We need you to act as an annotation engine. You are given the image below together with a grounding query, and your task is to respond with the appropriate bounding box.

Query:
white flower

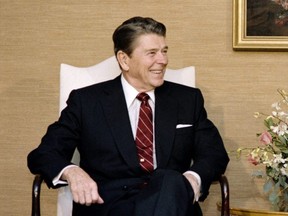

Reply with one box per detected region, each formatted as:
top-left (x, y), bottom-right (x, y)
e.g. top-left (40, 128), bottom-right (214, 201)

top-left (273, 153), bottom-right (286, 164)
top-left (280, 163), bottom-right (288, 177)
top-left (272, 102), bottom-right (281, 110)
top-left (270, 122), bottom-right (288, 136)
top-left (278, 111), bottom-right (287, 117)
top-left (280, 167), bottom-right (288, 177)
top-left (254, 112), bottom-right (261, 118)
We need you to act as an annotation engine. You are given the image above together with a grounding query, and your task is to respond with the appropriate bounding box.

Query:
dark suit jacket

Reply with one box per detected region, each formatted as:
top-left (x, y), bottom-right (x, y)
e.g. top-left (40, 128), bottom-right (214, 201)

top-left (28, 75), bottom-right (229, 207)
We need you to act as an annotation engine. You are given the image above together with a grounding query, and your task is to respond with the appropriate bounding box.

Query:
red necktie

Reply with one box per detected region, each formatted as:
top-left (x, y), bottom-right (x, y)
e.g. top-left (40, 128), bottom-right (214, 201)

top-left (135, 92), bottom-right (154, 172)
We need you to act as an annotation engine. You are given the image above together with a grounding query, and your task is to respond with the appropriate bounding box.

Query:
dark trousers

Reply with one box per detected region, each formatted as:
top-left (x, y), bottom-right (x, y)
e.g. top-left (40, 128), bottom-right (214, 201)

top-left (73, 169), bottom-right (202, 216)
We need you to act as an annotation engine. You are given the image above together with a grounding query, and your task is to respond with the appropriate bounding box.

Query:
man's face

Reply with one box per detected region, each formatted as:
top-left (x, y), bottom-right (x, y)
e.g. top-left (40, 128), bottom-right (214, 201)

top-left (123, 34), bottom-right (168, 92)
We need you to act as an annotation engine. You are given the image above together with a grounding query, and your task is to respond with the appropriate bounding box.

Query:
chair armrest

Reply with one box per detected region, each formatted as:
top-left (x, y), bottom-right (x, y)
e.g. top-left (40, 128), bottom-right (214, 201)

top-left (32, 175), bottom-right (44, 216)
top-left (31, 174), bottom-right (230, 216)
top-left (219, 175), bottom-right (230, 216)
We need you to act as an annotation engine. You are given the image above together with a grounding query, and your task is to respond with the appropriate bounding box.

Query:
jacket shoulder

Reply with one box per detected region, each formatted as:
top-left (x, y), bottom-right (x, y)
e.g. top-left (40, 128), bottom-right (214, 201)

top-left (160, 81), bottom-right (201, 96)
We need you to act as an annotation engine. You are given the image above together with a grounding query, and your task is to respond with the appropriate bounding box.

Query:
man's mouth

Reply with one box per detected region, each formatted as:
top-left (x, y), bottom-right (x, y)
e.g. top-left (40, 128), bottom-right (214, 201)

top-left (150, 69), bottom-right (164, 74)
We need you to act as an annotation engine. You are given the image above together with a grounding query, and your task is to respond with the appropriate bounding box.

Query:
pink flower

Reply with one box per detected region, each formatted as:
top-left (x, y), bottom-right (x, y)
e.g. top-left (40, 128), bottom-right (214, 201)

top-left (259, 131), bottom-right (272, 145)
top-left (247, 153), bottom-right (260, 165)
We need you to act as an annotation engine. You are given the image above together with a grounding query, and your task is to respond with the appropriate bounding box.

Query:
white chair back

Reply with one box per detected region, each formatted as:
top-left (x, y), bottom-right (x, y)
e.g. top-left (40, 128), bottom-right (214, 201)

top-left (57, 56), bottom-right (195, 216)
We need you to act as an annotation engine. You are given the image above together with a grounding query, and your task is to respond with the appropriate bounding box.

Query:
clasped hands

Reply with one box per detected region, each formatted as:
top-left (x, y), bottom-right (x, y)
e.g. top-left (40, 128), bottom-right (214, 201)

top-left (62, 166), bottom-right (199, 206)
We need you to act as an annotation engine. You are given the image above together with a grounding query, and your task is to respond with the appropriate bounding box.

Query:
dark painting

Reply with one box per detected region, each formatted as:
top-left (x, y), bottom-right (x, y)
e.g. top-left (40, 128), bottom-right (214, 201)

top-left (247, 0), bottom-right (288, 36)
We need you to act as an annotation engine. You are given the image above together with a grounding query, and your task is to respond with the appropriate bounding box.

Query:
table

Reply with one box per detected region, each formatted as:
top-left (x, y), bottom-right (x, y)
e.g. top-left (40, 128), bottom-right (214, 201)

top-left (217, 197), bottom-right (288, 216)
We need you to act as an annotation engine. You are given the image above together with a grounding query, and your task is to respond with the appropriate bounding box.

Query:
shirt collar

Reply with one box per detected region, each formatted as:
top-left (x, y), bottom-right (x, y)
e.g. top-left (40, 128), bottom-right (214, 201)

top-left (121, 74), bottom-right (155, 108)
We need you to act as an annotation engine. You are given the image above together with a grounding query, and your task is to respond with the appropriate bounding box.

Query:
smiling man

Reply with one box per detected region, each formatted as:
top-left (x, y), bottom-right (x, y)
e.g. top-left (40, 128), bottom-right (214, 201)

top-left (28, 16), bottom-right (229, 216)
top-left (117, 33), bottom-right (168, 92)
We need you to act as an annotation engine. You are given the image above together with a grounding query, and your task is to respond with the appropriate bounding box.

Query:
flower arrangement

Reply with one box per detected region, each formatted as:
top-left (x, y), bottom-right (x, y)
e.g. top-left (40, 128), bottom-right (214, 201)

top-left (237, 89), bottom-right (288, 211)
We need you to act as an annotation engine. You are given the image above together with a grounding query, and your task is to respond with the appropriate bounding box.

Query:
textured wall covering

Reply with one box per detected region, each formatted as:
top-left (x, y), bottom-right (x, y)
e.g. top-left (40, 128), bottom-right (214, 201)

top-left (1, 0), bottom-right (287, 215)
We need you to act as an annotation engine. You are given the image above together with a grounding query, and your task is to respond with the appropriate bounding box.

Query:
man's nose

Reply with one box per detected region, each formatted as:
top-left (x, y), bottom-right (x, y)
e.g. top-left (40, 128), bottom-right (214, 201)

top-left (156, 52), bottom-right (168, 65)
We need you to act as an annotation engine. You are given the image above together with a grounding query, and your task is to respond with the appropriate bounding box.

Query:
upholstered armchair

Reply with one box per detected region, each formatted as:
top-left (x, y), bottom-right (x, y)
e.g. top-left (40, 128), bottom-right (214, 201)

top-left (31, 56), bottom-right (230, 216)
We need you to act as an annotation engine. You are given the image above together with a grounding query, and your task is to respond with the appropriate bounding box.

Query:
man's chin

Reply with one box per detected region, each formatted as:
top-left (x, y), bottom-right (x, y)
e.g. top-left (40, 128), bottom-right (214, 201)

top-left (153, 79), bottom-right (165, 88)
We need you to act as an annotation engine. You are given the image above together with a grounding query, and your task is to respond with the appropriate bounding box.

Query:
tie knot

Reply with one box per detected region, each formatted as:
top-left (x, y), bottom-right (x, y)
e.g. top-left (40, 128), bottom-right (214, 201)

top-left (136, 92), bottom-right (150, 103)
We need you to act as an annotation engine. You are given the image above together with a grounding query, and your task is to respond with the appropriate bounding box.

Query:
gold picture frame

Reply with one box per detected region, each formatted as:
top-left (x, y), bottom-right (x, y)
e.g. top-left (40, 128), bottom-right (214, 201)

top-left (233, 0), bottom-right (288, 51)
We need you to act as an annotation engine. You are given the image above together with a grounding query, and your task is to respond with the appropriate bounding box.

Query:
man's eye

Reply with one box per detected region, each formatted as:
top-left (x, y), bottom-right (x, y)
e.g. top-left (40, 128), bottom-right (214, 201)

top-left (162, 50), bottom-right (168, 54)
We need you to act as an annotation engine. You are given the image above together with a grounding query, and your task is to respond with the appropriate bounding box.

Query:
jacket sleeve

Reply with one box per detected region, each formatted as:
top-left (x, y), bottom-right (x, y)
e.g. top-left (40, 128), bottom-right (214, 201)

top-left (27, 90), bottom-right (82, 188)
top-left (189, 89), bottom-right (229, 201)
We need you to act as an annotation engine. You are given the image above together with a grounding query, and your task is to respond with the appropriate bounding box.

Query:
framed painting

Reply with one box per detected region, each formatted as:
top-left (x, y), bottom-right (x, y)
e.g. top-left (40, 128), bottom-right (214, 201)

top-left (233, 0), bottom-right (288, 50)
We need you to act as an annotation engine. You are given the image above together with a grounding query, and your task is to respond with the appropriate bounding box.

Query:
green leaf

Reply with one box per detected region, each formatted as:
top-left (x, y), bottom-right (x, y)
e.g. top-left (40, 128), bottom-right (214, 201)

top-left (269, 191), bottom-right (279, 204)
top-left (265, 117), bottom-right (275, 128)
top-left (278, 135), bottom-right (287, 145)
top-left (279, 176), bottom-right (287, 187)
top-left (264, 180), bottom-right (273, 193)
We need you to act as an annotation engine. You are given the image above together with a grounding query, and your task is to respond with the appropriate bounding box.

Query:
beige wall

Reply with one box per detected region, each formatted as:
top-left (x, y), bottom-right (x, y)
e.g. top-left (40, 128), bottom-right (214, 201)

top-left (1, 1), bottom-right (287, 215)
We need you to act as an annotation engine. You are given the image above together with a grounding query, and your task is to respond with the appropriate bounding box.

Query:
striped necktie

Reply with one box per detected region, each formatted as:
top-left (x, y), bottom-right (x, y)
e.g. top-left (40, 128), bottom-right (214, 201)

top-left (135, 92), bottom-right (154, 172)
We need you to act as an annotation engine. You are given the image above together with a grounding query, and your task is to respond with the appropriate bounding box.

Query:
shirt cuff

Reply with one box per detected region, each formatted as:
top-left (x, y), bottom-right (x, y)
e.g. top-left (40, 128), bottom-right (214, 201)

top-left (52, 164), bottom-right (78, 186)
top-left (183, 170), bottom-right (202, 201)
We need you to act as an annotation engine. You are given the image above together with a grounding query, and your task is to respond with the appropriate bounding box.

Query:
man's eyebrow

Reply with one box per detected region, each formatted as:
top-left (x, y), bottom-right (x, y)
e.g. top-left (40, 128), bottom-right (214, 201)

top-left (145, 46), bottom-right (169, 52)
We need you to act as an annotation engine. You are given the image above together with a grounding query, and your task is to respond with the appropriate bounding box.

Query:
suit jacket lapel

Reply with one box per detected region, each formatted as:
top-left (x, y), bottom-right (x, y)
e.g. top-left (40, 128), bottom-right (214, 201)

top-left (100, 78), bottom-right (178, 171)
top-left (155, 82), bottom-right (178, 168)
top-left (100, 76), bottom-right (140, 171)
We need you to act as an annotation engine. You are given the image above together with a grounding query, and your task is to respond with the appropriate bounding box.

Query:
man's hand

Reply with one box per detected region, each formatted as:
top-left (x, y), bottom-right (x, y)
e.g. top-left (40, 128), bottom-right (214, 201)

top-left (61, 166), bottom-right (104, 206)
top-left (183, 172), bottom-right (201, 203)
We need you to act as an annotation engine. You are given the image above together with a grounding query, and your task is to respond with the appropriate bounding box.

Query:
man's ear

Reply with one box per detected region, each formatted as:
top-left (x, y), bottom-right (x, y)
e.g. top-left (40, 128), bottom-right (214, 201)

top-left (116, 51), bottom-right (129, 71)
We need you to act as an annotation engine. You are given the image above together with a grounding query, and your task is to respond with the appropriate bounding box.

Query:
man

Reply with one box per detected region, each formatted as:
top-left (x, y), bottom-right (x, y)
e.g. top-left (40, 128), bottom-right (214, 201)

top-left (28, 16), bottom-right (229, 216)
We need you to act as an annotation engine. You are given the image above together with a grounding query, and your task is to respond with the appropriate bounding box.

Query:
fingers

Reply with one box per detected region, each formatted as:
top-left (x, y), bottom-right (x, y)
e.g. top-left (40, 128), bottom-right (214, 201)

top-left (62, 166), bottom-right (104, 206)
top-left (79, 182), bottom-right (104, 206)
top-left (71, 176), bottom-right (104, 206)
top-left (91, 186), bottom-right (104, 204)
top-left (183, 173), bottom-right (201, 203)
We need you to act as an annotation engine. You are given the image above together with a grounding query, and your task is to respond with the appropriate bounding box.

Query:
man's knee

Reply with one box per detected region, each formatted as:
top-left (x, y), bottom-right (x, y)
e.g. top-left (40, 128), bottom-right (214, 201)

top-left (152, 169), bottom-right (194, 201)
